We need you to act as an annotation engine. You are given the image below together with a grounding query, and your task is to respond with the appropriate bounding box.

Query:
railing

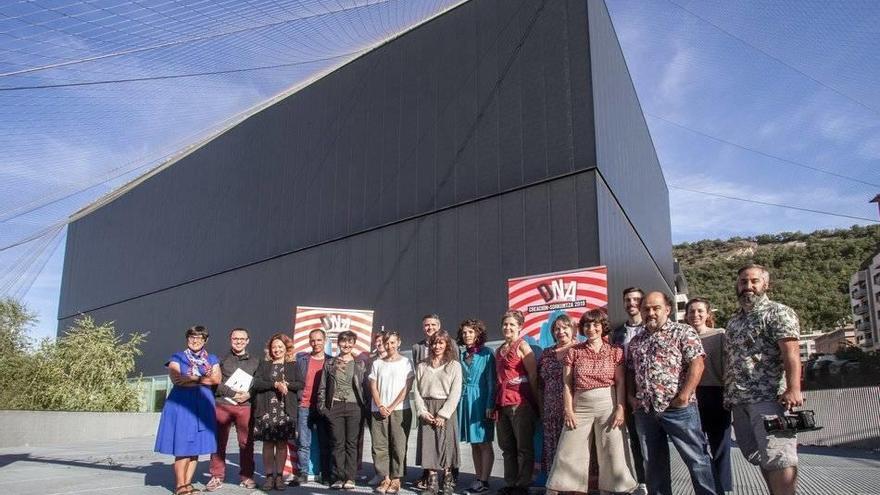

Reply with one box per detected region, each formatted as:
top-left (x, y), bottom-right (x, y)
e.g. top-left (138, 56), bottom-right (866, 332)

top-left (799, 386), bottom-right (880, 450)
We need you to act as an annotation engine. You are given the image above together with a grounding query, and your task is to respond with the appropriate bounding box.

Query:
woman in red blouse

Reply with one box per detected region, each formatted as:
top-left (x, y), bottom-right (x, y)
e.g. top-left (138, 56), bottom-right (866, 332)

top-left (545, 309), bottom-right (638, 495)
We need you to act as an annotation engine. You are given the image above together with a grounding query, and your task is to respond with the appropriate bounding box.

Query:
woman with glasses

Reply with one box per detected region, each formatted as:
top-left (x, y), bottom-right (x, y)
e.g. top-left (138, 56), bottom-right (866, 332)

top-left (155, 325), bottom-right (222, 495)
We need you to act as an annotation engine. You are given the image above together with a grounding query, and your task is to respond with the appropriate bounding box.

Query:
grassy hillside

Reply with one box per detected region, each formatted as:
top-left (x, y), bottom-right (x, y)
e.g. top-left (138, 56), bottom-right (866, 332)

top-left (674, 225), bottom-right (880, 332)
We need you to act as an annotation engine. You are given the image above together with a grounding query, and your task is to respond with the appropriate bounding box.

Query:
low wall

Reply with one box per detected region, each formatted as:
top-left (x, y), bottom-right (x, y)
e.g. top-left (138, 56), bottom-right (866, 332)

top-left (0, 411), bottom-right (160, 448)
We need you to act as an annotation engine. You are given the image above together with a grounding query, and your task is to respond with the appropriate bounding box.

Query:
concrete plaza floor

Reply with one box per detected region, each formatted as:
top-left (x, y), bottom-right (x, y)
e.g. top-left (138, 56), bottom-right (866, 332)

top-left (0, 433), bottom-right (878, 495)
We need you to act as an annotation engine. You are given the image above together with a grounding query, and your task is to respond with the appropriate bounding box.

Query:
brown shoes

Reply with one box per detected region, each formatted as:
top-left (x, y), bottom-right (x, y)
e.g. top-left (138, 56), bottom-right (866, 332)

top-left (387, 478), bottom-right (401, 494)
top-left (376, 479), bottom-right (391, 494)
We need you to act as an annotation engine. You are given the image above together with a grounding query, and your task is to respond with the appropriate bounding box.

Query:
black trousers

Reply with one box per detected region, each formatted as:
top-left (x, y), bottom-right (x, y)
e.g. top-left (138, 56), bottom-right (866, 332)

top-left (696, 386), bottom-right (733, 493)
top-left (328, 401), bottom-right (363, 482)
top-left (625, 406), bottom-right (646, 483)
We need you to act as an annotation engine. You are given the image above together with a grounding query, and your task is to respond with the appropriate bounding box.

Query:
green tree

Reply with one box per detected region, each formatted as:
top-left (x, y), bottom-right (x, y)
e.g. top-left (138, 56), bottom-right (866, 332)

top-left (0, 299), bottom-right (147, 411)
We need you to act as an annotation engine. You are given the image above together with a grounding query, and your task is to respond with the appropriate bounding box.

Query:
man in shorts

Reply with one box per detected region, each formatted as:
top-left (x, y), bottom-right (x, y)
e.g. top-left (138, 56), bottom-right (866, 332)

top-left (724, 264), bottom-right (803, 495)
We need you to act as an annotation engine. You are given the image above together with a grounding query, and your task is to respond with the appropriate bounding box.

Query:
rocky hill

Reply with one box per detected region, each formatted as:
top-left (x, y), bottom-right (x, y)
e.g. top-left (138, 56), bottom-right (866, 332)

top-left (674, 225), bottom-right (880, 332)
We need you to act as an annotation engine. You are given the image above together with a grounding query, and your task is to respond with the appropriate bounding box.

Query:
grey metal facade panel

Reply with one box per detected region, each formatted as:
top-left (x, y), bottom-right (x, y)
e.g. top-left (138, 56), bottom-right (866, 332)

top-left (799, 386), bottom-right (880, 449)
top-left (61, 172), bottom-right (604, 374)
top-left (59, 0), bottom-right (598, 319)
top-left (586, 0), bottom-right (674, 287)
top-left (595, 174), bottom-right (674, 329)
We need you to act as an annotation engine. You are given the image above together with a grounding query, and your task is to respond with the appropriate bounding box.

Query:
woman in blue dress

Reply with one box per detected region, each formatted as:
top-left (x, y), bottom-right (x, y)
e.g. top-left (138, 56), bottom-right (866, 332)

top-left (155, 325), bottom-right (221, 495)
top-left (457, 319), bottom-right (496, 494)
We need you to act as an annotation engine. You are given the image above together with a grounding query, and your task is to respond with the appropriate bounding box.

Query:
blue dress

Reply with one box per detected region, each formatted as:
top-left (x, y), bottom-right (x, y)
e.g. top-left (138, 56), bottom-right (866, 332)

top-left (154, 351), bottom-right (219, 456)
top-left (458, 347), bottom-right (496, 443)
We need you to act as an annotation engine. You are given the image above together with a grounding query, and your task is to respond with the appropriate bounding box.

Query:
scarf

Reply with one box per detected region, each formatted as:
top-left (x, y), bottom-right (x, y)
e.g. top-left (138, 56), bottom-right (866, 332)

top-left (184, 348), bottom-right (212, 376)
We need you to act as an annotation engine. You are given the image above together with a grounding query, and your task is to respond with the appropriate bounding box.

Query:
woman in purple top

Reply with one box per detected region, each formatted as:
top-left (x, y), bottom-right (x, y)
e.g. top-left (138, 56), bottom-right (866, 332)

top-left (155, 325), bottom-right (221, 495)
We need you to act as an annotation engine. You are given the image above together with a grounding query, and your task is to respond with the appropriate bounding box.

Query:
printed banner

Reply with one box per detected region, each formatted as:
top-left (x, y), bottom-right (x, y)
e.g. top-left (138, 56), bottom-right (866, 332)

top-left (292, 306), bottom-right (374, 357)
top-left (507, 266), bottom-right (609, 348)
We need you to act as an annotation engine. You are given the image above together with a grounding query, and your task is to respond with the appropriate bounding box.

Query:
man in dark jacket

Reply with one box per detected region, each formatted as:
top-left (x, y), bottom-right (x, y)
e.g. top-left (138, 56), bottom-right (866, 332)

top-left (206, 328), bottom-right (260, 491)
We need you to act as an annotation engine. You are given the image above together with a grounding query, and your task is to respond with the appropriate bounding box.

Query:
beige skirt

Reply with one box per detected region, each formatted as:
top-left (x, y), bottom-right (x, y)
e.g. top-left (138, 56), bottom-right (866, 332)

top-left (545, 386), bottom-right (638, 493)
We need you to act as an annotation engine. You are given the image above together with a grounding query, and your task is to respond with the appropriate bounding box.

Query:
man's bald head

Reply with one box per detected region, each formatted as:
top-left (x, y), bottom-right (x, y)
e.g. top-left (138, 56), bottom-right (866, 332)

top-left (640, 291), bottom-right (672, 332)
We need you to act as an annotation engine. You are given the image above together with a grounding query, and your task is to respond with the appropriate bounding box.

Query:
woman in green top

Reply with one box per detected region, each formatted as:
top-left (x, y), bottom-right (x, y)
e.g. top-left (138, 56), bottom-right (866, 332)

top-left (317, 331), bottom-right (367, 490)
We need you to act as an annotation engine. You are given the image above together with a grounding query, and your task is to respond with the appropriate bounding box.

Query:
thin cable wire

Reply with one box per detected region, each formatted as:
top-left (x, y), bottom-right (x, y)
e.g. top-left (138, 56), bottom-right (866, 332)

top-left (669, 185), bottom-right (880, 223)
top-left (665, 0), bottom-right (879, 116)
top-left (647, 113), bottom-right (880, 188)
top-left (0, 0), bottom-right (395, 77)
top-left (0, 50), bottom-right (361, 90)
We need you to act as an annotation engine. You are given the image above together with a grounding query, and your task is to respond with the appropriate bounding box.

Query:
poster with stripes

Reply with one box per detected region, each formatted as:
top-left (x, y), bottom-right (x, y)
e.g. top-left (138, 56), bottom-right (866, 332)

top-left (291, 306), bottom-right (374, 357)
top-left (507, 266), bottom-right (609, 348)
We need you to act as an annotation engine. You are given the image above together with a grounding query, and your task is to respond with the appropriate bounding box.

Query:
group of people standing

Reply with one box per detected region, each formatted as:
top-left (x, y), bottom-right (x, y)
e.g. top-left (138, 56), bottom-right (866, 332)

top-left (154, 263), bottom-right (803, 495)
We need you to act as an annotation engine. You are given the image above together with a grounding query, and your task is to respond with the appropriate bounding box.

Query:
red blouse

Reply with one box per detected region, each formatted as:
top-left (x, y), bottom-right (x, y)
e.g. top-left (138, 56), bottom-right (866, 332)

top-left (496, 339), bottom-right (532, 407)
top-left (563, 342), bottom-right (623, 391)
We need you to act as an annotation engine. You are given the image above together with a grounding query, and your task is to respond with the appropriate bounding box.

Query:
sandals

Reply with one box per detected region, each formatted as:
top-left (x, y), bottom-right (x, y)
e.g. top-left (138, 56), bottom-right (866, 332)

top-left (173, 486), bottom-right (193, 495)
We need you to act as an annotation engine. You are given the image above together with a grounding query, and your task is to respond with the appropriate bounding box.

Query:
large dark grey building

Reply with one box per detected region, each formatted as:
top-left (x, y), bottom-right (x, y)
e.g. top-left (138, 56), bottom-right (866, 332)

top-left (59, 0), bottom-right (673, 374)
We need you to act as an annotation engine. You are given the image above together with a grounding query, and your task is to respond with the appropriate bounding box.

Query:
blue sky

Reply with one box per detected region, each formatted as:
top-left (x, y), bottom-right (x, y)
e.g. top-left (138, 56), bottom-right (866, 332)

top-left (2, 0), bottom-right (878, 341)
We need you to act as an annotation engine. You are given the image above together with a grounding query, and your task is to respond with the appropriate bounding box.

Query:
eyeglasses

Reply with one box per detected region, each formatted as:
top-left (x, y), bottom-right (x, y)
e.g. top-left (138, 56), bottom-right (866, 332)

top-left (187, 335), bottom-right (206, 341)
top-left (231, 337), bottom-right (248, 342)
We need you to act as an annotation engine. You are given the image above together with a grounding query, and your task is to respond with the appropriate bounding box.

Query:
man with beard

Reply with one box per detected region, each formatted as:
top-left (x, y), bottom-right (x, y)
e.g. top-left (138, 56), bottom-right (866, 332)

top-left (609, 288), bottom-right (647, 494)
top-left (206, 328), bottom-right (259, 491)
top-left (627, 291), bottom-right (716, 495)
top-left (724, 264), bottom-right (802, 495)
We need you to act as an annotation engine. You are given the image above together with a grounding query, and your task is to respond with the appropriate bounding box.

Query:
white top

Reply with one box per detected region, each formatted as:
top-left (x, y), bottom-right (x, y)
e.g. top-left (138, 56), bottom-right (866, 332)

top-left (413, 360), bottom-right (463, 420)
top-left (621, 324), bottom-right (644, 361)
top-left (368, 356), bottom-right (414, 412)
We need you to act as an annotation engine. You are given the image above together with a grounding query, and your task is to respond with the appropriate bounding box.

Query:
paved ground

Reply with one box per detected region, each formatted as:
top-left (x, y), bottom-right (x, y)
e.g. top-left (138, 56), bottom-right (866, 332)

top-left (0, 434), bottom-right (878, 495)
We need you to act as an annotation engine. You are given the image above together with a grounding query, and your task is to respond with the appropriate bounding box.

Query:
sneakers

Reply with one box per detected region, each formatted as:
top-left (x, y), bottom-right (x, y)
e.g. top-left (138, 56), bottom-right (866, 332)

top-left (239, 478), bottom-right (257, 489)
top-left (376, 479), bottom-right (391, 494)
top-left (468, 480), bottom-right (489, 493)
top-left (387, 479), bottom-right (401, 494)
top-left (343, 480), bottom-right (357, 490)
top-left (632, 483), bottom-right (648, 495)
top-left (332, 481), bottom-right (345, 489)
top-left (205, 477), bottom-right (223, 492)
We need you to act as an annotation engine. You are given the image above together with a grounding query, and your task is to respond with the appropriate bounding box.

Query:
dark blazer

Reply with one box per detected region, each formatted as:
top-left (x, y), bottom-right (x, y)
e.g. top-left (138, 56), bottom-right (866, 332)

top-left (252, 359), bottom-right (304, 422)
top-left (295, 351), bottom-right (332, 408)
top-left (315, 357), bottom-right (367, 413)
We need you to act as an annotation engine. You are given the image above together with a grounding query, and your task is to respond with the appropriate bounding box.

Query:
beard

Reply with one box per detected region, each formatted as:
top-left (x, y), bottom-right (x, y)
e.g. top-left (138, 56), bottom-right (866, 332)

top-left (737, 287), bottom-right (765, 306)
top-left (644, 317), bottom-right (661, 331)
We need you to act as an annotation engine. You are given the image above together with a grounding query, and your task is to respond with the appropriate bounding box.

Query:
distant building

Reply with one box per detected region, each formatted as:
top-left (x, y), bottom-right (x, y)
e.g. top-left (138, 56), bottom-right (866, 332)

top-left (850, 251), bottom-right (880, 351)
top-left (798, 334), bottom-right (817, 361)
top-left (673, 259), bottom-right (689, 322)
top-left (813, 325), bottom-right (857, 355)
top-left (849, 250), bottom-right (880, 352)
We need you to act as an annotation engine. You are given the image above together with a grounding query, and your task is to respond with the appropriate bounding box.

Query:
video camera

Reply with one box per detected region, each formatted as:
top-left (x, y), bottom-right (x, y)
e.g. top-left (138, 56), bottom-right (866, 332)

top-left (763, 409), bottom-right (823, 433)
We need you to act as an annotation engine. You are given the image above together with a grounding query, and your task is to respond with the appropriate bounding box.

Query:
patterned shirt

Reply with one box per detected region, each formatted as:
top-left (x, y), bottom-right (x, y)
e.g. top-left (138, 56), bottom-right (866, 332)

top-left (564, 342), bottom-right (623, 392)
top-left (723, 294), bottom-right (800, 408)
top-left (627, 320), bottom-right (705, 413)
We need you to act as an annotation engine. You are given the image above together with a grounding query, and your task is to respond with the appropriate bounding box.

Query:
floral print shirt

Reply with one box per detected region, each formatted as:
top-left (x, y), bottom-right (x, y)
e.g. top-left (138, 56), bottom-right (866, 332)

top-left (627, 320), bottom-right (705, 413)
top-left (723, 294), bottom-right (800, 408)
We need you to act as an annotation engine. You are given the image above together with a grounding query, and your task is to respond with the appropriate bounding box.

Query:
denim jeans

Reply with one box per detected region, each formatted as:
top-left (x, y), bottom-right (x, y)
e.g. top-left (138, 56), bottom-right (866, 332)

top-left (297, 406), bottom-right (330, 477)
top-left (634, 404), bottom-right (717, 495)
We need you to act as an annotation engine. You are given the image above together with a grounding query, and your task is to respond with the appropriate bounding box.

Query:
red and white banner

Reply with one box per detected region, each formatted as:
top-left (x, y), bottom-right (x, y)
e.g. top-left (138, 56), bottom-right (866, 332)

top-left (292, 306), bottom-right (374, 357)
top-left (507, 266), bottom-right (609, 343)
